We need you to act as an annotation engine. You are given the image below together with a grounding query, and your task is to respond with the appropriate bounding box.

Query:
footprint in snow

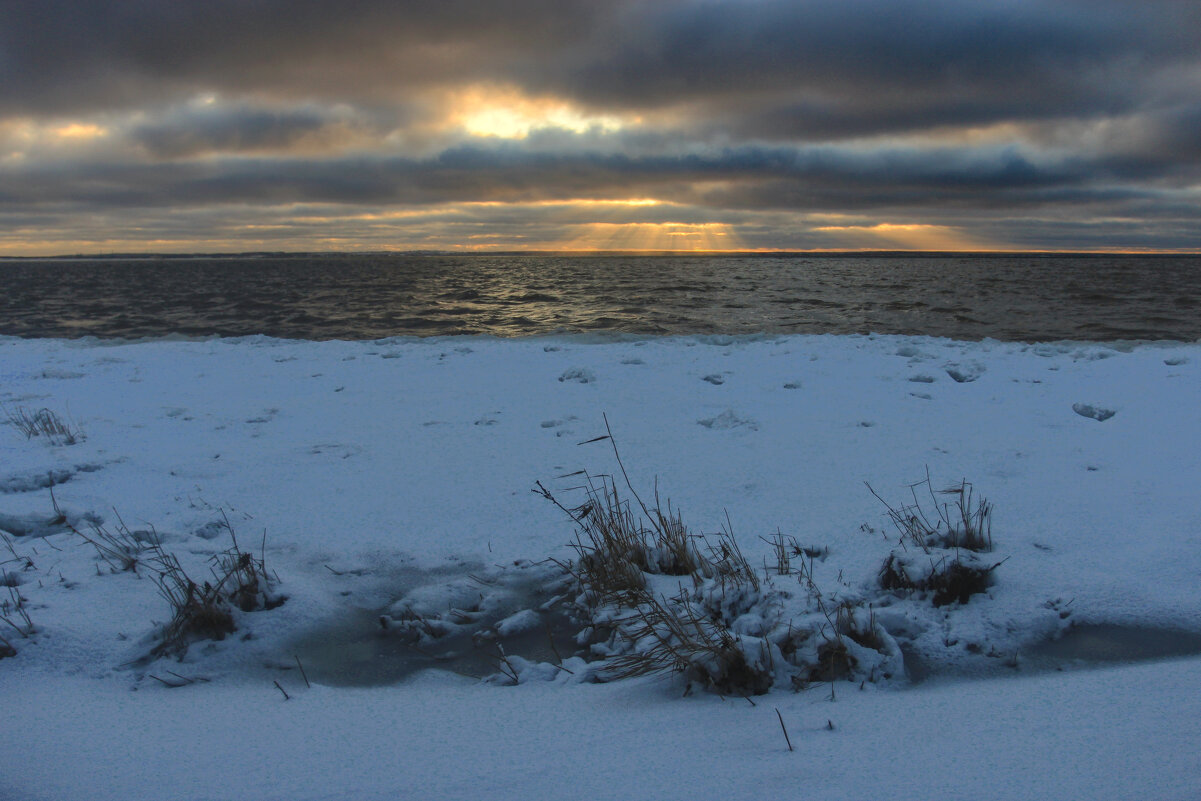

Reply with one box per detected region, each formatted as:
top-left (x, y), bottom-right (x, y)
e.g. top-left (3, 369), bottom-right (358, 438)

top-left (193, 521), bottom-right (230, 540)
top-left (908, 375), bottom-right (936, 384)
top-left (895, 345), bottom-right (929, 359)
top-left (702, 374), bottom-right (725, 385)
top-left (1, 463), bottom-right (103, 495)
top-left (0, 509), bottom-right (99, 538)
top-left (698, 409), bottom-right (758, 431)
top-left (1072, 403), bottom-right (1116, 422)
top-left (308, 443), bottom-right (361, 458)
top-left (245, 408), bottom-right (280, 424)
top-left (558, 368), bottom-right (595, 384)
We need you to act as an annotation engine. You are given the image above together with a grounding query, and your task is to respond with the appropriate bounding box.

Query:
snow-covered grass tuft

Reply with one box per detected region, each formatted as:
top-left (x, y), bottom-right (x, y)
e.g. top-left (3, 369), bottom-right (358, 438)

top-left (0, 581), bottom-right (34, 658)
top-left (3, 405), bottom-right (82, 446)
top-left (870, 472), bottom-right (1004, 606)
top-left (533, 422), bottom-right (910, 696)
top-left (53, 489), bottom-right (155, 574)
top-left (148, 516), bottom-right (285, 659)
top-left (603, 591), bottom-right (776, 695)
top-left (869, 470), bottom-right (993, 553)
top-left (0, 532), bottom-right (36, 658)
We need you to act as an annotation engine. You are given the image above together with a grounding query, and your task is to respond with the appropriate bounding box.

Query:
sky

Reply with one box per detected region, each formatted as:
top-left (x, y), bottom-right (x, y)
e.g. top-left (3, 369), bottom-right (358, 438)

top-left (1, 0), bottom-right (1200, 255)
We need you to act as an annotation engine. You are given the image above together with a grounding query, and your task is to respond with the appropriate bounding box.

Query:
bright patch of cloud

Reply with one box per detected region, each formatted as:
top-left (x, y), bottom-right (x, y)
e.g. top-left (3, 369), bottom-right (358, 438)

top-left (52, 122), bottom-right (108, 140)
top-left (448, 85), bottom-right (629, 139)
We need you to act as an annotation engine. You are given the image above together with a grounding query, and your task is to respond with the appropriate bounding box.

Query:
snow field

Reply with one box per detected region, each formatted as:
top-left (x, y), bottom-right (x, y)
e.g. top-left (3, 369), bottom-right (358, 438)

top-left (1, 333), bottom-right (1199, 800)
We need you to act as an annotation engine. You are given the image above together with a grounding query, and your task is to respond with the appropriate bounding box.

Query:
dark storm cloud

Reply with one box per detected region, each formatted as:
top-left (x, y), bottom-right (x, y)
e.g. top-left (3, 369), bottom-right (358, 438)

top-left (132, 107), bottom-right (335, 159)
top-left (4, 0), bottom-right (1198, 132)
top-left (541, 0), bottom-right (1201, 140)
top-left (127, 103), bottom-right (398, 158)
top-left (0, 142), bottom-right (1168, 212)
top-left (0, 0), bottom-right (612, 114)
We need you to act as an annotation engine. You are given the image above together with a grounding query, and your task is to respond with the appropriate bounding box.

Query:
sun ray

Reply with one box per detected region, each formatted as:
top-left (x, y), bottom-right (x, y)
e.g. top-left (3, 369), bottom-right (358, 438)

top-left (558, 222), bottom-right (744, 252)
top-left (813, 223), bottom-right (1002, 251)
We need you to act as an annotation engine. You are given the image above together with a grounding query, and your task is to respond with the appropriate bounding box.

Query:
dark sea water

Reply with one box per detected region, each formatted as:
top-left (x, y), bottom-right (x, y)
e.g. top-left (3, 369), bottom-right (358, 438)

top-left (1, 253), bottom-right (1198, 342)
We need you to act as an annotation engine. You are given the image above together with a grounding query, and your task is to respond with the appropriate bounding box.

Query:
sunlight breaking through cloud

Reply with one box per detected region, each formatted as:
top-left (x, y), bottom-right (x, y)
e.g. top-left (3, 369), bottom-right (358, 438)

top-left (559, 222), bottom-right (743, 252)
top-left (814, 223), bottom-right (1003, 252)
top-left (1, 0), bottom-right (1199, 252)
top-left (52, 122), bottom-right (109, 140)
top-left (448, 85), bottom-right (629, 140)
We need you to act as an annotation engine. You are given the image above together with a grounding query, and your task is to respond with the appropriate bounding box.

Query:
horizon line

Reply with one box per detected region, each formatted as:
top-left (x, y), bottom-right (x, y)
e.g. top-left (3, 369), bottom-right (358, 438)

top-left (3, 247), bottom-right (1199, 260)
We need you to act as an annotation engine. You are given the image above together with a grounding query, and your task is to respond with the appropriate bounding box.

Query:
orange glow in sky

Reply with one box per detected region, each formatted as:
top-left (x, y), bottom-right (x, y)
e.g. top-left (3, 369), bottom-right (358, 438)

top-left (557, 222), bottom-right (743, 252)
top-left (813, 223), bottom-right (1002, 251)
top-left (447, 85), bottom-right (629, 139)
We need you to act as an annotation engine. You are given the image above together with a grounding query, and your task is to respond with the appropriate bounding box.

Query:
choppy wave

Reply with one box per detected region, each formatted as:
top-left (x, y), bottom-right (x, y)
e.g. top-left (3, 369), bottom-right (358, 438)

top-left (1, 253), bottom-right (1198, 342)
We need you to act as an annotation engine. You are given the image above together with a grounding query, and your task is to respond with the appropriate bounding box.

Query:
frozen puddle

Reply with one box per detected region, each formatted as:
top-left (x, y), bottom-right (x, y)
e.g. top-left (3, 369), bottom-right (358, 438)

top-left (290, 608), bottom-right (578, 686)
top-left (290, 562), bottom-right (579, 687)
top-left (906, 624), bottom-right (1201, 684)
top-left (1023, 624), bottom-right (1201, 671)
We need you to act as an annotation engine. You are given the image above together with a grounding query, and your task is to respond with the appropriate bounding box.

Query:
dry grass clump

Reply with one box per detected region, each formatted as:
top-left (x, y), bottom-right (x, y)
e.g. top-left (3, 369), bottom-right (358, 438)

top-left (52, 491), bottom-right (286, 659)
top-left (603, 591), bottom-right (776, 695)
top-left (868, 470), bottom-right (992, 553)
top-left (4, 406), bottom-right (82, 446)
top-left (0, 532), bottom-right (35, 658)
top-left (150, 550), bottom-right (238, 654)
top-left (535, 419), bottom-right (774, 694)
top-left (536, 472), bottom-right (756, 600)
top-left (870, 471), bottom-right (1003, 606)
top-left (539, 477), bottom-right (775, 693)
top-left (879, 552), bottom-right (1000, 607)
top-left (150, 519), bottom-right (283, 658)
top-left (0, 581), bottom-right (34, 659)
top-left (54, 489), bottom-right (154, 574)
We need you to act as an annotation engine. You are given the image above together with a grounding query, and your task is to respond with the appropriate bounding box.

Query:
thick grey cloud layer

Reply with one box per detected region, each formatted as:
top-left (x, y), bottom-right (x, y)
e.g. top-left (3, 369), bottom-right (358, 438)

top-left (1, 0), bottom-right (1198, 251)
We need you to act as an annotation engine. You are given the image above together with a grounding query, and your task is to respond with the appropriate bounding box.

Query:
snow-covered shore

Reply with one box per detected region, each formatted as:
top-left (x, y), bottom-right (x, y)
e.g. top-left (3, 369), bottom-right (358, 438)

top-left (2, 333), bottom-right (1199, 800)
